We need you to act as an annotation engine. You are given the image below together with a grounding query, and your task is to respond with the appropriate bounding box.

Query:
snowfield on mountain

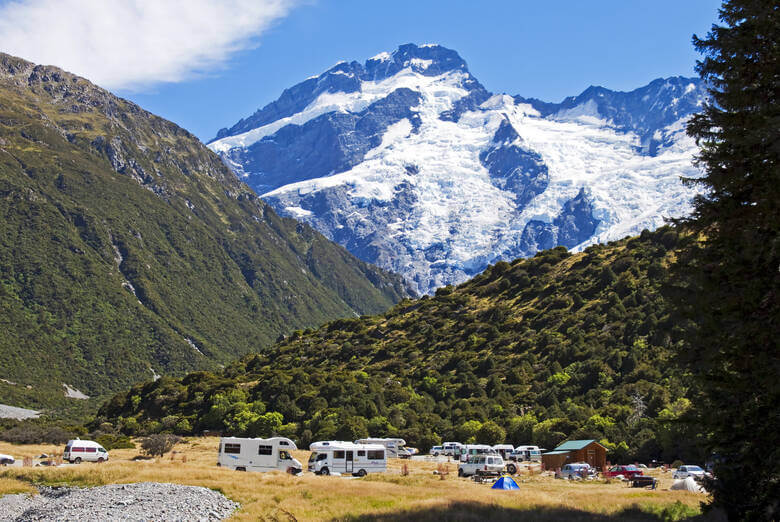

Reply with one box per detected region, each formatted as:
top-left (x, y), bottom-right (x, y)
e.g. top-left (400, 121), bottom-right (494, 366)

top-left (209, 43), bottom-right (706, 294)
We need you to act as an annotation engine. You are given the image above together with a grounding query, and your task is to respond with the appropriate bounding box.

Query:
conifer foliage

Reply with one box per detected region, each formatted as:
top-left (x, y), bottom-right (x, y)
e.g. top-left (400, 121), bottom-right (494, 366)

top-left (674, 1), bottom-right (779, 518)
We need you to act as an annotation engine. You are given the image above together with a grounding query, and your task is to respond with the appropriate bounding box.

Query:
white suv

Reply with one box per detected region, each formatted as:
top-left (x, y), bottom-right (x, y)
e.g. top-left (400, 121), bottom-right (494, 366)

top-left (458, 455), bottom-right (505, 477)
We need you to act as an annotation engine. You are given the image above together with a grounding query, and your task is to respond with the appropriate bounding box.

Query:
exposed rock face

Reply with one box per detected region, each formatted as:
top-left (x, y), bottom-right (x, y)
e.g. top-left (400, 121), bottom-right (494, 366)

top-left (209, 44), bottom-right (707, 294)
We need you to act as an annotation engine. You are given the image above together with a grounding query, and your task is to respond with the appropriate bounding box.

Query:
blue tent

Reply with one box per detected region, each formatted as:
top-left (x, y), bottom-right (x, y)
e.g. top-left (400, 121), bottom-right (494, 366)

top-left (491, 475), bottom-right (519, 490)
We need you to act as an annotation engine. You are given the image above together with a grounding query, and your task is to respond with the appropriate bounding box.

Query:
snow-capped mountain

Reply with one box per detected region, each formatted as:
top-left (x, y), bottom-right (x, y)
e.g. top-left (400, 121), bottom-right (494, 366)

top-left (209, 43), bottom-right (707, 294)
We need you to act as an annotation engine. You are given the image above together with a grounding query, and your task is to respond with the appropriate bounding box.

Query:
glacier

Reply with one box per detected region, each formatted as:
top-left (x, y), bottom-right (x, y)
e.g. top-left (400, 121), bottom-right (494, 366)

top-left (208, 43), bottom-right (707, 295)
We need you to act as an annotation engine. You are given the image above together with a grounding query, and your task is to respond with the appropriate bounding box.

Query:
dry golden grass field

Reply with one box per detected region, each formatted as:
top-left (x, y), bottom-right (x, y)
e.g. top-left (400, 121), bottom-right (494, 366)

top-left (0, 437), bottom-right (715, 521)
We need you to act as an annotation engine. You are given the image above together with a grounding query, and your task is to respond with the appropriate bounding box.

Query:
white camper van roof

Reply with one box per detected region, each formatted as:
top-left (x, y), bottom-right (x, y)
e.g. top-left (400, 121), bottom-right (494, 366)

top-left (310, 441), bottom-right (385, 452)
top-left (220, 436), bottom-right (298, 450)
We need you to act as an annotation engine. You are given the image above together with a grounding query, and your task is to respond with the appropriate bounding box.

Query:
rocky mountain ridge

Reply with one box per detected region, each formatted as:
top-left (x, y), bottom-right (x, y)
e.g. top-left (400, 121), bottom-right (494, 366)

top-left (209, 44), bottom-right (707, 294)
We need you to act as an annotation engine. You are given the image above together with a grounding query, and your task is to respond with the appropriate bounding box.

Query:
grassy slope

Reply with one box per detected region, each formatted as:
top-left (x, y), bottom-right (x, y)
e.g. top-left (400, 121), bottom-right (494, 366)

top-left (0, 53), bottom-right (410, 414)
top-left (98, 228), bottom-right (699, 462)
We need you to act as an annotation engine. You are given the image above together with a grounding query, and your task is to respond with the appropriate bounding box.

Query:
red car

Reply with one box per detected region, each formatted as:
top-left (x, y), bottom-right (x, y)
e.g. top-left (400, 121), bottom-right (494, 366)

top-left (604, 465), bottom-right (644, 478)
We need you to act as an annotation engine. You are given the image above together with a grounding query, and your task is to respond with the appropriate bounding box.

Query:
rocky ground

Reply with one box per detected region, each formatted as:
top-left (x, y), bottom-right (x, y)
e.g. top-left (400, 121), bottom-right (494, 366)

top-left (0, 482), bottom-right (238, 521)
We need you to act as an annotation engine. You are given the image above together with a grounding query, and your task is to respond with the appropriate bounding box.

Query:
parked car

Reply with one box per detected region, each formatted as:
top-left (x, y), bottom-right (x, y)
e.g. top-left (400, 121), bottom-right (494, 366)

top-left (559, 463), bottom-right (597, 479)
top-left (458, 454), bottom-right (505, 477)
top-left (63, 439), bottom-right (109, 464)
top-left (673, 465), bottom-right (706, 479)
top-left (604, 465), bottom-right (644, 478)
top-left (429, 445), bottom-right (444, 456)
top-left (0, 453), bottom-right (14, 465)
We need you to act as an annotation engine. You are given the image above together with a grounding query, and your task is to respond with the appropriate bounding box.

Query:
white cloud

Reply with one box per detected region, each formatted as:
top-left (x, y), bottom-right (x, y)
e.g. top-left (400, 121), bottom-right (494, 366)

top-left (0, 0), bottom-right (299, 90)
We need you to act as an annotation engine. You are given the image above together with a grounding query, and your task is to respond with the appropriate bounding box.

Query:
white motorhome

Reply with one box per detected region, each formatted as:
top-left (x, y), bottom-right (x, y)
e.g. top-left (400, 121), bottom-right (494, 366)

top-left (442, 442), bottom-right (464, 456)
top-left (355, 438), bottom-right (407, 458)
top-left (308, 441), bottom-right (387, 476)
top-left (458, 444), bottom-right (498, 462)
top-left (217, 437), bottom-right (302, 473)
top-left (512, 445), bottom-right (543, 462)
top-left (492, 444), bottom-right (515, 459)
top-left (63, 439), bottom-right (109, 463)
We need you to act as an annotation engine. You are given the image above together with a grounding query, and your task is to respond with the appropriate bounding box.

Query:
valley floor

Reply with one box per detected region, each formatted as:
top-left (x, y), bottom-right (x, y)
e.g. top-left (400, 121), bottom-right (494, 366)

top-left (0, 438), bottom-right (715, 521)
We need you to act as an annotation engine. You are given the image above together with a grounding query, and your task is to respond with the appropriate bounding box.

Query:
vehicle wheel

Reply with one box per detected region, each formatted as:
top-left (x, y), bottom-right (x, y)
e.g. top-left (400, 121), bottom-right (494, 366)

top-left (433, 452), bottom-right (439, 457)
top-left (357, 469), bottom-right (367, 477)
top-left (97, 457), bottom-right (105, 463)
top-left (506, 463), bottom-right (517, 474)
top-left (320, 467), bottom-right (329, 476)
top-left (74, 457), bottom-right (81, 464)
top-left (458, 468), bottom-right (464, 477)
top-left (236, 467), bottom-right (246, 472)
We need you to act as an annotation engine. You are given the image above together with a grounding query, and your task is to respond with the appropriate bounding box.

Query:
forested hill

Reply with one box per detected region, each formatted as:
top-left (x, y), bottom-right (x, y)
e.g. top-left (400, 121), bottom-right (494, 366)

top-left (98, 227), bottom-right (701, 462)
top-left (0, 53), bottom-right (411, 413)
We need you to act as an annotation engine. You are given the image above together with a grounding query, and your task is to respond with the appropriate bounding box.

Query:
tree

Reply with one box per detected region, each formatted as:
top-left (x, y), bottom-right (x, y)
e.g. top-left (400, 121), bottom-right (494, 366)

top-left (476, 421), bottom-right (506, 445)
top-left (140, 434), bottom-right (181, 457)
top-left (670, 1), bottom-right (780, 518)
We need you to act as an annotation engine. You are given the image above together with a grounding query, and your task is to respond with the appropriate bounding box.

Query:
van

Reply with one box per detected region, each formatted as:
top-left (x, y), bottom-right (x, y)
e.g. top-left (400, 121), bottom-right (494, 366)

top-left (64, 439), bottom-right (109, 464)
top-left (511, 445), bottom-right (543, 462)
top-left (457, 444), bottom-right (498, 462)
top-left (217, 437), bottom-right (302, 473)
top-left (308, 441), bottom-right (387, 476)
top-left (355, 438), bottom-right (407, 459)
top-left (442, 442), bottom-right (464, 456)
top-left (492, 444), bottom-right (515, 459)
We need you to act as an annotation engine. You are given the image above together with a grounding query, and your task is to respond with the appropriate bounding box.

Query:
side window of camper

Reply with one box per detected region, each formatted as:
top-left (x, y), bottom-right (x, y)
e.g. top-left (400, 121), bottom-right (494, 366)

top-left (258, 445), bottom-right (272, 455)
top-left (334, 451), bottom-right (345, 459)
top-left (367, 450), bottom-right (384, 460)
top-left (73, 447), bottom-right (84, 452)
top-left (224, 443), bottom-right (241, 454)
top-left (279, 441), bottom-right (289, 446)
top-left (357, 451), bottom-right (366, 457)
top-left (86, 447), bottom-right (97, 453)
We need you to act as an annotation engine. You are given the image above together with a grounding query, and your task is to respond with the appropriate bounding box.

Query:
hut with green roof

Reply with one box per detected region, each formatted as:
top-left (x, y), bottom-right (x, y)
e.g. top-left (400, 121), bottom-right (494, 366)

top-left (541, 440), bottom-right (607, 471)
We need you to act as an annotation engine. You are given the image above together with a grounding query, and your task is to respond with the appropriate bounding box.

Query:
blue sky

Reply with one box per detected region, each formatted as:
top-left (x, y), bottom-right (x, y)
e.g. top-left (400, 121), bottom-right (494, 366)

top-left (0, 0), bottom-right (722, 141)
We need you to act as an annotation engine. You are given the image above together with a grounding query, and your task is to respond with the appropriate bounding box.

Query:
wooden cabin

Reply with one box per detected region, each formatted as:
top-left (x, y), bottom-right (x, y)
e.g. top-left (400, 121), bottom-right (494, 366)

top-left (541, 439), bottom-right (607, 471)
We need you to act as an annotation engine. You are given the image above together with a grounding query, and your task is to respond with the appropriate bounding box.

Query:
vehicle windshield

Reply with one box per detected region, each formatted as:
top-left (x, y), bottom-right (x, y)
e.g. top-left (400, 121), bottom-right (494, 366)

top-left (308, 452), bottom-right (319, 463)
top-left (688, 466), bottom-right (703, 471)
top-left (625, 465), bottom-right (638, 471)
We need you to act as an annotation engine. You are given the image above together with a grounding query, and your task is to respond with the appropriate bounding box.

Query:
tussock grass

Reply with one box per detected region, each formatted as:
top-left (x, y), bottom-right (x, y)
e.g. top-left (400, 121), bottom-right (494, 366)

top-left (0, 438), bottom-right (709, 521)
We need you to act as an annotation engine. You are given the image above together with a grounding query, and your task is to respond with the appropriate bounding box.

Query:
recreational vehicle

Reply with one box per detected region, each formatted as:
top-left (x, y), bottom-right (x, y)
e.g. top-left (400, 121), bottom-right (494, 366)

top-left (63, 439), bottom-right (109, 463)
top-left (492, 444), bottom-right (515, 459)
top-left (458, 444), bottom-right (498, 462)
top-left (511, 445), bottom-right (543, 462)
top-left (217, 437), bottom-right (302, 473)
top-left (355, 438), bottom-right (407, 458)
top-left (442, 442), bottom-right (464, 456)
top-left (308, 441), bottom-right (387, 476)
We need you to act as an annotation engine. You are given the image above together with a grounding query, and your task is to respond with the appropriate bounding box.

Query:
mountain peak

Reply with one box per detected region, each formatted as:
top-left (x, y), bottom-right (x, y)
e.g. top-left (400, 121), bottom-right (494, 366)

top-left (362, 43), bottom-right (468, 79)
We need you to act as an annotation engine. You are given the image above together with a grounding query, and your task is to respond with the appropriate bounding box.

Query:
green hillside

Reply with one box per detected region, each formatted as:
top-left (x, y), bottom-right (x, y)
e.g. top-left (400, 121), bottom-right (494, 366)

top-left (98, 227), bottom-right (701, 462)
top-left (0, 53), bottom-right (410, 414)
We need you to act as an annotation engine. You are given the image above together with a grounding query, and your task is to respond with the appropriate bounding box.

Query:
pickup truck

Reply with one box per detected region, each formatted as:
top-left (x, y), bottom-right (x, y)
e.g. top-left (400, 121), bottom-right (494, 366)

top-left (458, 454), bottom-right (505, 477)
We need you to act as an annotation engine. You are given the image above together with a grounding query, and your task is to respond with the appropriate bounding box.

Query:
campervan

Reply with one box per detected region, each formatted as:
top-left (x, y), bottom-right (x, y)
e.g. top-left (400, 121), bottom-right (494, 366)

top-left (63, 439), bottom-right (109, 463)
top-left (355, 438), bottom-right (407, 458)
top-left (458, 444), bottom-right (498, 462)
top-left (308, 441), bottom-right (387, 476)
top-left (442, 442), bottom-right (464, 456)
top-left (217, 437), bottom-right (302, 473)
top-left (511, 445), bottom-right (543, 462)
top-left (492, 444), bottom-right (515, 459)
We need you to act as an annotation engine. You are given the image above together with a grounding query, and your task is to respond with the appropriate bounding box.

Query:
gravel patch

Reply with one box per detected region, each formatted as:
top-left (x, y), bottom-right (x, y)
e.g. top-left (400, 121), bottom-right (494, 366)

top-left (0, 482), bottom-right (239, 521)
top-left (0, 404), bottom-right (40, 420)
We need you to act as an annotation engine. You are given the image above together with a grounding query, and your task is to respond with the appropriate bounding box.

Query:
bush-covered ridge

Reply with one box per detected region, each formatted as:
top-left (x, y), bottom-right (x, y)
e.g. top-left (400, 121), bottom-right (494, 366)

top-left (98, 227), bottom-right (701, 462)
top-left (0, 53), bottom-right (411, 413)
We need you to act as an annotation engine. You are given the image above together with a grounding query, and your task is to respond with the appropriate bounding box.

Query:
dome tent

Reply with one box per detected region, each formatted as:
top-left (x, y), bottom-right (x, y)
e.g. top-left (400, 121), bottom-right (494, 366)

top-left (491, 475), bottom-right (519, 490)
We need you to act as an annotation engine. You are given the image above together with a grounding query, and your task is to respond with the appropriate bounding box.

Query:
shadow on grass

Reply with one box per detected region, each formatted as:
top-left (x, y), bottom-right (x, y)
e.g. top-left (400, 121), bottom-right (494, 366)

top-left (336, 500), bottom-right (727, 522)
